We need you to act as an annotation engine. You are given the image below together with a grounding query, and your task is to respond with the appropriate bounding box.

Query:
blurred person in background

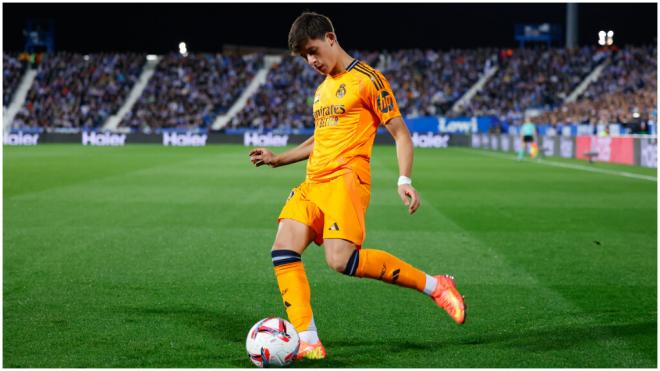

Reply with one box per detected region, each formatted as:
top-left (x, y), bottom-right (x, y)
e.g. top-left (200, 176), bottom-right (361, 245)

top-left (518, 116), bottom-right (538, 160)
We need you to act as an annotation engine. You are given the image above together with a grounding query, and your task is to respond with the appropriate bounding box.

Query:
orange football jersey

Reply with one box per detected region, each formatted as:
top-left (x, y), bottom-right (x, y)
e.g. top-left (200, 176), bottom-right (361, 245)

top-left (306, 60), bottom-right (401, 184)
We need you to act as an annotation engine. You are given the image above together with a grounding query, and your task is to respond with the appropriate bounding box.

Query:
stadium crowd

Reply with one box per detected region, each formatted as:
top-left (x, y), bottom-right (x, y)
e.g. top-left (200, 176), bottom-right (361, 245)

top-left (121, 53), bottom-right (262, 131)
top-left (230, 50), bottom-right (381, 131)
top-left (229, 55), bottom-right (323, 131)
top-left (4, 45), bottom-right (656, 132)
top-left (380, 48), bottom-right (497, 117)
top-left (3, 53), bottom-right (25, 107)
top-left (229, 48), bottom-right (497, 130)
top-left (12, 52), bottom-right (144, 130)
top-left (460, 46), bottom-right (603, 125)
top-left (534, 45), bottom-right (657, 128)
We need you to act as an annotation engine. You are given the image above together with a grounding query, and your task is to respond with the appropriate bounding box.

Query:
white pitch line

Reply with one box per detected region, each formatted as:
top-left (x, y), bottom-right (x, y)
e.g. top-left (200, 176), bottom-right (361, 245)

top-left (462, 148), bottom-right (657, 182)
top-left (536, 158), bottom-right (657, 182)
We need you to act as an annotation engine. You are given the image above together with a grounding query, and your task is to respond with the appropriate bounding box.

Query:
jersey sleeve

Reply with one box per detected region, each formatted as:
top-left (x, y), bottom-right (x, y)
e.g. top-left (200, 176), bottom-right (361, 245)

top-left (360, 69), bottom-right (402, 125)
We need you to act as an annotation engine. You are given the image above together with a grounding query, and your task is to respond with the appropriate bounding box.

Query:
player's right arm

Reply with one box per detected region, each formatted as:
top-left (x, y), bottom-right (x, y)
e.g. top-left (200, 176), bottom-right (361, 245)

top-left (249, 135), bottom-right (314, 168)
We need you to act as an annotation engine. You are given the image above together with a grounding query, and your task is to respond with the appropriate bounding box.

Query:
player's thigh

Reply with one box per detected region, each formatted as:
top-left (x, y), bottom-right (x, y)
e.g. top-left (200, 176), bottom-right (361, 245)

top-left (272, 218), bottom-right (316, 255)
top-left (323, 238), bottom-right (357, 272)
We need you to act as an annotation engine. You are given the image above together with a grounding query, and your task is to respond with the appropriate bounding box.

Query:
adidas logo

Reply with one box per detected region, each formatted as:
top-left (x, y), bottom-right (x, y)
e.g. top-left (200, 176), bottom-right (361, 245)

top-left (391, 269), bottom-right (400, 283)
top-left (328, 222), bottom-right (340, 231)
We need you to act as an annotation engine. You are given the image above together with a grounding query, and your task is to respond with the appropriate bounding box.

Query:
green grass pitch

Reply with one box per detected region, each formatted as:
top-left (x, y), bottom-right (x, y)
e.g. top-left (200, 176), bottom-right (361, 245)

top-left (4, 144), bottom-right (657, 367)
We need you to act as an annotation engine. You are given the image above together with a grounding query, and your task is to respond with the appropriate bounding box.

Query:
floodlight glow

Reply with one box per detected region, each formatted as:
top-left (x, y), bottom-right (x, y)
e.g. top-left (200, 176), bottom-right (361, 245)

top-left (598, 40), bottom-right (606, 46)
top-left (83, 55), bottom-right (90, 61)
top-left (607, 30), bottom-right (614, 37)
top-left (598, 31), bottom-right (606, 38)
top-left (146, 55), bottom-right (157, 61)
top-left (179, 42), bottom-right (187, 49)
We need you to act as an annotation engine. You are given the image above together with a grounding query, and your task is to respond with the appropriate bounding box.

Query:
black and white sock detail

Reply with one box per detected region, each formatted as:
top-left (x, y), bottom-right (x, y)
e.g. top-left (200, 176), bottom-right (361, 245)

top-left (271, 250), bottom-right (302, 266)
top-left (342, 250), bottom-right (360, 276)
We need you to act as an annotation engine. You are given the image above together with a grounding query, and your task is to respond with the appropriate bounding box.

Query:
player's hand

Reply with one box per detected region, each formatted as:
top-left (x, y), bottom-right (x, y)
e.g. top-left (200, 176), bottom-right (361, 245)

top-left (397, 184), bottom-right (420, 215)
top-left (249, 148), bottom-right (278, 167)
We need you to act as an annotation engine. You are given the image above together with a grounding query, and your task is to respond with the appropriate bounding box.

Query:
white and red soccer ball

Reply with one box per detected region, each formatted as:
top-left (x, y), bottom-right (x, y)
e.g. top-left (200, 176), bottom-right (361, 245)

top-left (246, 317), bottom-right (300, 367)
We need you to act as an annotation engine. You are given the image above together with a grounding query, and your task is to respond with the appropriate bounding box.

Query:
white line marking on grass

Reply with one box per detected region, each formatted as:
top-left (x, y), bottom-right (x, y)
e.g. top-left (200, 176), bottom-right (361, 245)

top-left (462, 149), bottom-right (657, 182)
top-left (371, 154), bottom-right (656, 365)
top-left (537, 158), bottom-right (657, 182)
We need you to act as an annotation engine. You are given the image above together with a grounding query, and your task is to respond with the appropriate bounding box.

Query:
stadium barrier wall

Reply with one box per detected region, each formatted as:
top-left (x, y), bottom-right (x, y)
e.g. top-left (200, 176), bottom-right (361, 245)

top-left (3, 131), bottom-right (470, 148)
top-left (8, 115), bottom-right (656, 139)
top-left (4, 131), bottom-right (654, 168)
top-left (470, 133), bottom-right (657, 168)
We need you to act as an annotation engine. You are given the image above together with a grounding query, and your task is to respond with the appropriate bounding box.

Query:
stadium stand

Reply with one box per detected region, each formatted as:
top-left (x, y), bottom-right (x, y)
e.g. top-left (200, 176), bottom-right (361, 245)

top-left (535, 45), bottom-right (657, 128)
top-left (4, 46), bottom-right (656, 131)
top-left (120, 53), bottom-right (262, 131)
top-left (229, 55), bottom-right (323, 131)
top-left (459, 46), bottom-right (603, 124)
top-left (3, 52), bottom-right (25, 108)
top-left (12, 52), bottom-right (144, 130)
top-left (380, 48), bottom-right (498, 117)
top-left (229, 48), bottom-right (497, 129)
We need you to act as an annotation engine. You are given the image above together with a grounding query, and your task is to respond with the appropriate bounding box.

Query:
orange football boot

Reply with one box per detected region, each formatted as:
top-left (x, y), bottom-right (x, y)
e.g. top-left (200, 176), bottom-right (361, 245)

top-left (296, 340), bottom-right (327, 360)
top-left (431, 275), bottom-right (466, 325)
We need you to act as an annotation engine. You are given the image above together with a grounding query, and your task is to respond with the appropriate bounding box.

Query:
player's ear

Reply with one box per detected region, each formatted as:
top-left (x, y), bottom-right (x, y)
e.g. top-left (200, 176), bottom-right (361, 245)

top-left (325, 32), bottom-right (337, 46)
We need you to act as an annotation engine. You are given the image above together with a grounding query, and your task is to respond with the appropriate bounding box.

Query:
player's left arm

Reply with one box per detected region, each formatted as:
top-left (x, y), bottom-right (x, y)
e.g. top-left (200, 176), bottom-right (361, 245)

top-left (384, 117), bottom-right (420, 215)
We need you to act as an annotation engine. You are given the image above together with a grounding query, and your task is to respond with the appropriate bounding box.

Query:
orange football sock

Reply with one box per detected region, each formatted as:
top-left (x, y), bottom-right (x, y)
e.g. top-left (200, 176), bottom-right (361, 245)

top-left (351, 248), bottom-right (436, 294)
top-left (272, 251), bottom-right (315, 334)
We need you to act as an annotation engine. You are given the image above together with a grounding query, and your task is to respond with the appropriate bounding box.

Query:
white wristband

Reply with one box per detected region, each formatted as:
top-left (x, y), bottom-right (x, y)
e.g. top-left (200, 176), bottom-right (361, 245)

top-left (397, 176), bottom-right (412, 186)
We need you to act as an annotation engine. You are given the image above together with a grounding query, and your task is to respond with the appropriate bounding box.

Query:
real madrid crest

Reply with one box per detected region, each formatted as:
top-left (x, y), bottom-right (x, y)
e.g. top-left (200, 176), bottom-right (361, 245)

top-left (336, 83), bottom-right (346, 98)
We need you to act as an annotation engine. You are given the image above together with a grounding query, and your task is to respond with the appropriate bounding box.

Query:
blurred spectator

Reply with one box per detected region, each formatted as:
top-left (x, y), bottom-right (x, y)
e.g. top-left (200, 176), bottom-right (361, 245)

top-left (462, 46), bottom-right (599, 124)
top-left (3, 52), bottom-right (25, 107)
top-left (230, 55), bottom-right (323, 131)
top-left (381, 48), bottom-right (497, 117)
top-left (13, 52), bottom-right (144, 130)
top-left (534, 45), bottom-right (657, 127)
top-left (121, 52), bottom-right (262, 131)
top-left (7, 46), bottom-right (655, 133)
top-left (232, 48), bottom-right (496, 129)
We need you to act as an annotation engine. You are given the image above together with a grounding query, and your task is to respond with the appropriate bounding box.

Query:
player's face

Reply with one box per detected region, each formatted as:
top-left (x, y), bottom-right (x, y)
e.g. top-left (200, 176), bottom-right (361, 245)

top-left (300, 34), bottom-right (336, 75)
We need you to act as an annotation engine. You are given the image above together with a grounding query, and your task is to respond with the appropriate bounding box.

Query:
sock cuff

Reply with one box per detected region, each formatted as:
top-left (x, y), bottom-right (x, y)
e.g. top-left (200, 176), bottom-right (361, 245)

top-left (342, 249), bottom-right (360, 276)
top-left (423, 274), bottom-right (438, 295)
top-left (271, 250), bottom-right (302, 267)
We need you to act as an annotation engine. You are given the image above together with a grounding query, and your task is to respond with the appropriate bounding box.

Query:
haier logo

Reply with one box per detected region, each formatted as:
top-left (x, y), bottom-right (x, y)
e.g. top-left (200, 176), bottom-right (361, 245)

top-left (244, 132), bottom-right (289, 147)
top-left (82, 131), bottom-right (126, 146)
top-left (4, 132), bottom-right (39, 145)
top-left (163, 132), bottom-right (208, 146)
top-left (412, 132), bottom-right (449, 148)
top-left (438, 117), bottom-right (477, 134)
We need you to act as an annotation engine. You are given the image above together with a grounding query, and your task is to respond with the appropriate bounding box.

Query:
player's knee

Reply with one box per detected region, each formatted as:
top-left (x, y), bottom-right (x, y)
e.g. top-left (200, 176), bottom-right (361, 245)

top-left (326, 249), bottom-right (359, 275)
top-left (271, 240), bottom-right (289, 251)
top-left (326, 254), bottom-right (347, 273)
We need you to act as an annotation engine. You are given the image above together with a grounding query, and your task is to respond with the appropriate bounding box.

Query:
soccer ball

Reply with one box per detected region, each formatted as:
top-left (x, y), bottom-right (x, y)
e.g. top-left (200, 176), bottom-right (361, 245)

top-left (246, 317), bottom-right (299, 367)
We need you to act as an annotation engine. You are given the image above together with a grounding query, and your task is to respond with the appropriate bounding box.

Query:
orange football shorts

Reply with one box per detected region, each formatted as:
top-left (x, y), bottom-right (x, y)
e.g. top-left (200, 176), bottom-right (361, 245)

top-left (278, 171), bottom-right (371, 247)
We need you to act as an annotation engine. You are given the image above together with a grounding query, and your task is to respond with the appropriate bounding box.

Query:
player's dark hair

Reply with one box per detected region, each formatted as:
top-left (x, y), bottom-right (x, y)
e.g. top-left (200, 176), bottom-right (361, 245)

top-left (288, 11), bottom-right (335, 55)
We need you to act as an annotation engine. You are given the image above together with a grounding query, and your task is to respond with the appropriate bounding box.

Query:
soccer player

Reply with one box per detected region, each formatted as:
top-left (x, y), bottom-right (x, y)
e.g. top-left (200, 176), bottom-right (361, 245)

top-left (518, 118), bottom-right (538, 160)
top-left (249, 12), bottom-right (466, 360)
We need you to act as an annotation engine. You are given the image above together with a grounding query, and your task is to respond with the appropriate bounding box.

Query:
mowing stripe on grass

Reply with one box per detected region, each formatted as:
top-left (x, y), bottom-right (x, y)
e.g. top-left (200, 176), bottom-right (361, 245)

top-left (371, 154), bottom-right (655, 365)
